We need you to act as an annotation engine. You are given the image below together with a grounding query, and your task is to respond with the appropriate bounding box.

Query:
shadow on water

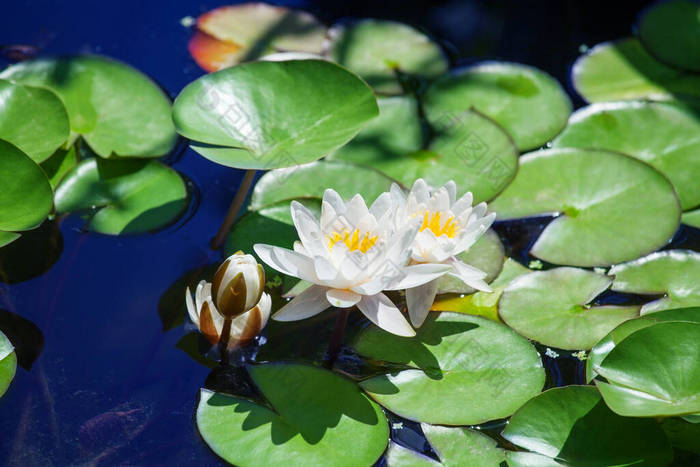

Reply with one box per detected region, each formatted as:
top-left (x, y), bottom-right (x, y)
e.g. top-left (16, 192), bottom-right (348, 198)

top-left (0, 220), bottom-right (63, 284)
top-left (0, 309), bottom-right (44, 370)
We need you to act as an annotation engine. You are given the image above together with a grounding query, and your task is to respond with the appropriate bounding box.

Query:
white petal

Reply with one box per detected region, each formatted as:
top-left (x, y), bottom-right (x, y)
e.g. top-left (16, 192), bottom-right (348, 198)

top-left (350, 277), bottom-right (389, 296)
top-left (322, 189), bottom-right (346, 214)
top-left (314, 256), bottom-right (338, 282)
top-left (406, 280), bottom-right (439, 327)
top-left (345, 194), bottom-right (370, 227)
top-left (326, 288), bottom-right (362, 308)
top-left (452, 192), bottom-right (474, 216)
top-left (291, 201), bottom-right (327, 258)
top-left (385, 263), bottom-right (451, 290)
top-left (256, 292), bottom-right (272, 323)
top-left (320, 200), bottom-right (338, 233)
top-left (444, 181), bottom-right (457, 204)
top-left (273, 284), bottom-right (330, 321)
top-left (369, 191), bottom-right (392, 219)
top-left (448, 257), bottom-right (492, 292)
top-left (410, 179), bottom-right (431, 204)
top-left (357, 293), bottom-right (416, 337)
top-left (185, 286), bottom-right (199, 326)
top-left (254, 244), bottom-right (317, 282)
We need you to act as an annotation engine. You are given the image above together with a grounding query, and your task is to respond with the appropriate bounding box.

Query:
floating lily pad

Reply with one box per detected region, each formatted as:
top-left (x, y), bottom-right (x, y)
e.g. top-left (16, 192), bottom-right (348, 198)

top-left (249, 160), bottom-right (397, 218)
top-left (0, 55), bottom-right (177, 158)
top-left (190, 3), bottom-right (327, 71)
top-left (553, 101), bottom-right (700, 210)
top-left (173, 60), bottom-right (378, 170)
top-left (436, 229), bottom-right (504, 294)
top-left (586, 307), bottom-right (700, 382)
top-left (423, 62), bottom-right (571, 150)
top-left (595, 321), bottom-right (700, 417)
top-left (432, 258), bottom-right (530, 322)
top-left (328, 96), bottom-right (423, 165)
top-left (333, 108), bottom-right (519, 203)
top-left (40, 144), bottom-right (79, 189)
top-left (489, 148), bottom-right (681, 266)
top-left (609, 250), bottom-right (700, 314)
top-left (0, 79), bottom-right (69, 163)
top-left (572, 38), bottom-right (700, 103)
top-left (0, 330), bottom-right (16, 397)
top-left (0, 141), bottom-right (53, 242)
top-left (683, 209), bottom-right (700, 229)
top-left (386, 424), bottom-right (504, 466)
top-left (502, 386), bottom-right (673, 466)
top-left (325, 19), bottom-right (448, 95)
top-left (499, 268), bottom-right (639, 350)
top-left (354, 312), bottom-right (545, 425)
top-left (54, 158), bottom-right (188, 235)
top-left (638, 0), bottom-right (700, 72)
top-left (196, 363), bottom-right (388, 466)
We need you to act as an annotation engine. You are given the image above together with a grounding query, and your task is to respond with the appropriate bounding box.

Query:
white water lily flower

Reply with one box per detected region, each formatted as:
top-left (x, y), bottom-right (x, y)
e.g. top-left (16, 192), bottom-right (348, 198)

top-left (185, 252), bottom-right (271, 348)
top-left (391, 179), bottom-right (496, 327)
top-left (254, 189), bottom-right (451, 337)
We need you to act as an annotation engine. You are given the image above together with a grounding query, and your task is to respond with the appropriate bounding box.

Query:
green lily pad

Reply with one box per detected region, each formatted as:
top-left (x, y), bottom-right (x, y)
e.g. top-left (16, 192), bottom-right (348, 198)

top-left (325, 19), bottom-right (448, 95)
top-left (0, 140), bottom-right (53, 238)
top-left (386, 424), bottom-right (505, 466)
top-left (0, 330), bottom-right (16, 397)
top-left (683, 209), bottom-right (700, 228)
top-left (328, 95), bottom-right (423, 165)
top-left (595, 321), bottom-right (700, 417)
top-left (609, 250), bottom-right (700, 314)
top-left (489, 148), bottom-right (681, 266)
top-left (586, 307), bottom-right (700, 382)
top-left (172, 60), bottom-right (379, 170)
top-left (505, 451), bottom-right (564, 467)
top-left (502, 386), bottom-right (673, 466)
top-left (436, 229), bottom-right (504, 294)
top-left (553, 101), bottom-right (700, 210)
top-left (0, 79), bottom-right (70, 163)
top-left (54, 158), bottom-right (188, 235)
top-left (423, 62), bottom-right (571, 150)
top-left (0, 55), bottom-right (177, 158)
top-left (499, 268), bottom-right (639, 350)
top-left (249, 160), bottom-right (398, 216)
top-left (333, 108), bottom-right (519, 203)
top-left (432, 258), bottom-right (530, 322)
top-left (354, 312), bottom-right (545, 425)
top-left (572, 38), bottom-right (700, 103)
top-left (40, 144), bottom-right (79, 189)
top-left (638, 0), bottom-right (700, 72)
top-left (196, 363), bottom-right (388, 466)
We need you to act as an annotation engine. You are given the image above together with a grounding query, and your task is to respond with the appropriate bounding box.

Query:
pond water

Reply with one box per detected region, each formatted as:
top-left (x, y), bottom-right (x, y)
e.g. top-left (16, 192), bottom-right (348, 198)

top-left (0, 0), bottom-right (695, 465)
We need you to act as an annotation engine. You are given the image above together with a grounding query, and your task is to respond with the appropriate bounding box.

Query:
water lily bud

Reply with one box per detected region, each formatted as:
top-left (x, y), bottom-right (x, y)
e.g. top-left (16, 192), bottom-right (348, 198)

top-left (210, 251), bottom-right (265, 318)
top-left (185, 279), bottom-right (271, 349)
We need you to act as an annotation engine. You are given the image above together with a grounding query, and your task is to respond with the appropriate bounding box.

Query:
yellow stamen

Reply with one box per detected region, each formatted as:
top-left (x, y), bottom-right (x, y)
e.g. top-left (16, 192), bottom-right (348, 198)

top-left (328, 229), bottom-right (378, 253)
top-left (420, 211), bottom-right (458, 238)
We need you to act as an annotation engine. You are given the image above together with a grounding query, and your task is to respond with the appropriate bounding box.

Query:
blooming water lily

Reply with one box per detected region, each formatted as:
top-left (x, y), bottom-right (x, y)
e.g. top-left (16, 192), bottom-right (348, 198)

top-left (186, 252), bottom-right (271, 349)
top-left (391, 179), bottom-right (496, 327)
top-left (254, 189), bottom-right (451, 337)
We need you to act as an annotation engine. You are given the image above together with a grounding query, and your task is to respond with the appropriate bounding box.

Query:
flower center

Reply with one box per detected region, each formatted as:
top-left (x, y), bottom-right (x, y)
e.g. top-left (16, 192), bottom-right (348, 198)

top-left (328, 229), bottom-right (378, 253)
top-left (420, 211), bottom-right (458, 238)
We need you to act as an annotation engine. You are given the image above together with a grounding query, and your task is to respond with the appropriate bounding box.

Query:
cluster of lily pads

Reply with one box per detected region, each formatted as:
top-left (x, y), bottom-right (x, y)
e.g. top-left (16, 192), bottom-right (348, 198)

top-left (1, 0), bottom-right (699, 465)
top-left (163, 1), bottom-right (700, 466)
top-left (0, 55), bottom-right (189, 246)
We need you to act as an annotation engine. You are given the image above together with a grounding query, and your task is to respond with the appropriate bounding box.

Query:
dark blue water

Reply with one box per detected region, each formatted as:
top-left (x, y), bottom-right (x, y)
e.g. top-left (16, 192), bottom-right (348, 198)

top-left (0, 0), bottom-right (668, 465)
